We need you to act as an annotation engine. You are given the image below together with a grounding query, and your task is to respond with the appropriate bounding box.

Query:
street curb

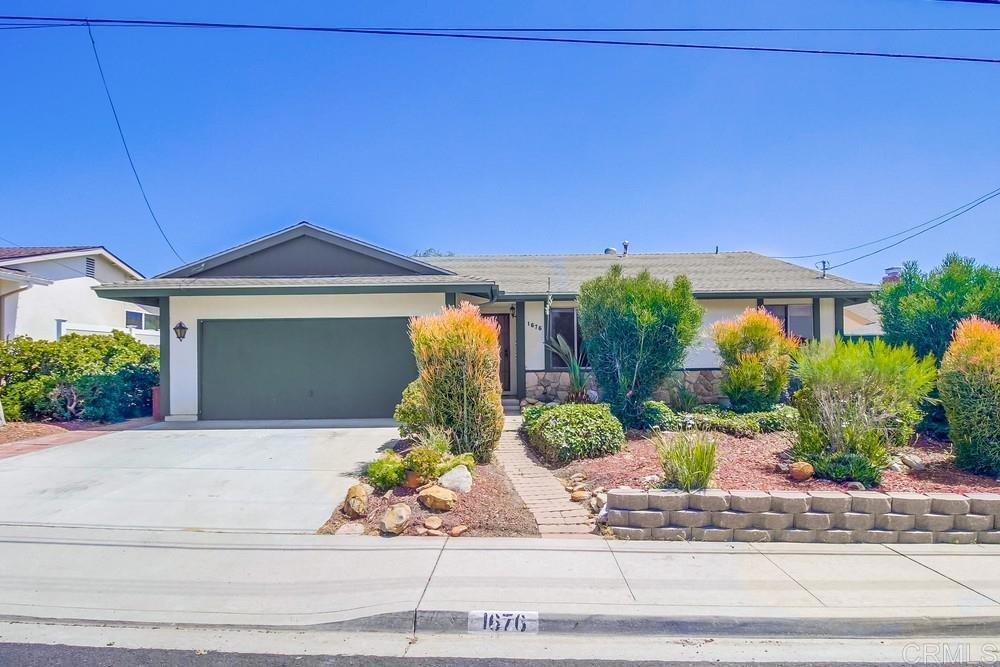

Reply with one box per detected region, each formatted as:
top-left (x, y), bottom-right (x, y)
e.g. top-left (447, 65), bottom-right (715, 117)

top-left (414, 609), bottom-right (1000, 638)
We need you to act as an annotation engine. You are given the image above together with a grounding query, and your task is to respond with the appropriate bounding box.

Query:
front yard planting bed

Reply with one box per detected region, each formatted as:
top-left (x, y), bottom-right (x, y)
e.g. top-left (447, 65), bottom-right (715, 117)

top-left (319, 461), bottom-right (539, 538)
top-left (0, 420), bottom-right (101, 446)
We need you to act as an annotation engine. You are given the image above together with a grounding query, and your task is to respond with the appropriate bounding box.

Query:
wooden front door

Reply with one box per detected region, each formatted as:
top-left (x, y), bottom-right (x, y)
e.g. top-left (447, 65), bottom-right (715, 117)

top-left (484, 314), bottom-right (512, 392)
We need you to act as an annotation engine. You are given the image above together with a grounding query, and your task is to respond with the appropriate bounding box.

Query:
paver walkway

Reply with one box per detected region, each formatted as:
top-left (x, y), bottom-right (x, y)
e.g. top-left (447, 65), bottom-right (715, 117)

top-left (496, 416), bottom-right (597, 537)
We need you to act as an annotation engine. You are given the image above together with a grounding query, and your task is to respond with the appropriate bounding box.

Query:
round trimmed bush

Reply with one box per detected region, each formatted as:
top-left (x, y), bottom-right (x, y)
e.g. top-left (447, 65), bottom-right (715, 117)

top-left (525, 403), bottom-right (625, 463)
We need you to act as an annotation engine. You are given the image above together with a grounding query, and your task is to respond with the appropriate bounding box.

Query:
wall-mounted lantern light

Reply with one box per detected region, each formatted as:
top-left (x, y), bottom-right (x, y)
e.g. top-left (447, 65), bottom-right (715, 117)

top-left (173, 321), bottom-right (189, 341)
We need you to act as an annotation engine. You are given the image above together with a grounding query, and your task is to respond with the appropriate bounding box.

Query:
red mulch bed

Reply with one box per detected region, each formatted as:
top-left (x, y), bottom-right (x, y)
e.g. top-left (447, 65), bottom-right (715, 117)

top-left (0, 420), bottom-right (99, 445)
top-left (318, 462), bottom-right (539, 537)
top-left (555, 431), bottom-right (1000, 495)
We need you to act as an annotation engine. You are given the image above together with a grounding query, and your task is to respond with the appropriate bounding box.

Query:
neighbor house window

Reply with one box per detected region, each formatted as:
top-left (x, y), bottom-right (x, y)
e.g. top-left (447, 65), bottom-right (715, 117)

top-left (548, 307), bottom-right (587, 368)
top-left (125, 311), bottom-right (159, 331)
top-left (764, 304), bottom-right (815, 339)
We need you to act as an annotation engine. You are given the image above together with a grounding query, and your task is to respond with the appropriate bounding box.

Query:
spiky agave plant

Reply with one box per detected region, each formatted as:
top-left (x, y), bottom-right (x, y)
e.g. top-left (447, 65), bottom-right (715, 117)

top-left (545, 333), bottom-right (589, 402)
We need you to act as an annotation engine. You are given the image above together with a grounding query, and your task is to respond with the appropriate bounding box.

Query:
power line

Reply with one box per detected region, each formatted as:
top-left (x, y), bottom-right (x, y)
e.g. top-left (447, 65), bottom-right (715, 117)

top-left (776, 185), bottom-right (1000, 259)
top-left (1, 15), bottom-right (999, 65)
top-left (824, 189), bottom-right (1000, 270)
top-left (84, 22), bottom-right (184, 262)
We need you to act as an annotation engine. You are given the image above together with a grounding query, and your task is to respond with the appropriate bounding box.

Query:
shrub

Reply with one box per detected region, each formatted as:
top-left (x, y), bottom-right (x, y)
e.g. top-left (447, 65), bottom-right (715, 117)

top-left (712, 307), bottom-right (797, 413)
top-left (520, 403), bottom-right (555, 431)
top-left (544, 334), bottom-right (589, 402)
top-left (791, 337), bottom-right (936, 483)
top-left (637, 399), bottom-right (673, 430)
top-left (411, 425), bottom-right (452, 454)
top-left (577, 265), bottom-right (702, 428)
top-left (654, 428), bottom-right (718, 491)
top-left (810, 451), bottom-right (882, 488)
top-left (404, 446), bottom-right (445, 480)
top-left (939, 317), bottom-right (1000, 475)
top-left (525, 403), bottom-right (625, 463)
top-left (76, 363), bottom-right (159, 423)
top-left (435, 452), bottom-right (477, 477)
top-left (394, 379), bottom-right (429, 439)
top-left (643, 401), bottom-right (798, 437)
top-left (409, 304), bottom-right (505, 462)
top-left (366, 452), bottom-right (406, 491)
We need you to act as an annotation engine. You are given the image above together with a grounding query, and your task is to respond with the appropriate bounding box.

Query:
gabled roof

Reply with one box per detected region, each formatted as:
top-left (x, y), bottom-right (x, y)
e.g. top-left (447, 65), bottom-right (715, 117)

top-left (427, 252), bottom-right (876, 299)
top-left (0, 266), bottom-right (52, 286)
top-left (156, 221), bottom-right (453, 278)
top-left (0, 246), bottom-right (144, 280)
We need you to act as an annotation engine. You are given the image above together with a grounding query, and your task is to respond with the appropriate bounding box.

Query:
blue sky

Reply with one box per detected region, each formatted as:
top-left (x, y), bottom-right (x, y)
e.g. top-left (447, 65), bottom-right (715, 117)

top-left (1, 1), bottom-right (998, 281)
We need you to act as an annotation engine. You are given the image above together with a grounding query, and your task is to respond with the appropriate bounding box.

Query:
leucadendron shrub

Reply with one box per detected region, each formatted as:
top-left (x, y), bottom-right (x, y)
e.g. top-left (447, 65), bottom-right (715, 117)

top-left (525, 403), bottom-right (625, 463)
top-left (712, 308), bottom-right (797, 413)
top-left (939, 317), bottom-right (1000, 476)
top-left (577, 265), bottom-right (702, 428)
top-left (408, 303), bottom-right (504, 463)
top-left (791, 337), bottom-right (936, 485)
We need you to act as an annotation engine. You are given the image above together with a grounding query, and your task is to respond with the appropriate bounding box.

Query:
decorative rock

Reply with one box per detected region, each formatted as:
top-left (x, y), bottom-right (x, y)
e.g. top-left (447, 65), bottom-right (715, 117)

top-left (775, 462), bottom-right (791, 474)
top-left (889, 461), bottom-right (904, 473)
top-left (423, 515), bottom-right (443, 530)
top-left (901, 454), bottom-right (925, 471)
top-left (450, 524), bottom-right (469, 537)
top-left (418, 485), bottom-right (458, 511)
top-left (403, 470), bottom-right (423, 489)
top-left (570, 472), bottom-right (587, 482)
top-left (594, 492), bottom-right (608, 509)
top-left (570, 490), bottom-right (591, 502)
top-left (438, 465), bottom-right (473, 494)
top-left (844, 482), bottom-right (866, 491)
top-left (334, 522), bottom-right (365, 536)
top-left (570, 483), bottom-right (586, 492)
top-left (426, 529), bottom-right (447, 537)
top-left (342, 484), bottom-right (369, 519)
top-left (789, 461), bottom-right (815, 482)
top-left (586, 389), bottom-right (600, 403)
top-left (415, 526), bottom-right (428, 536)
top-left (379, 503), bottom-right (411, 535)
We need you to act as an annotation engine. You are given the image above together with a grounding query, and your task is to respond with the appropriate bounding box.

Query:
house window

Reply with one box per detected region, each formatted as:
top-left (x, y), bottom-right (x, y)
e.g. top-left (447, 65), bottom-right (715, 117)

top-left (764, 304), bottom-right (815, 339)
top-left (125, 311), bottom-right (144, 329)
top-left (548, 308), bottom-right (587, 368)
top-left (144, 314), bottom-right (160, 331)
top-left (84, 257), bottom-right (96, 278)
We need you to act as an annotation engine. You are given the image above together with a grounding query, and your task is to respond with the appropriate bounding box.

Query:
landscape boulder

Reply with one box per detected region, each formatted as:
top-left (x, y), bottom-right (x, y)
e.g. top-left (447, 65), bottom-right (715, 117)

top-left (342, 484), bottom-right (369, 519)
top-left (418, 485), bottom-right (458, 511)
top-left (379, 503), bottom-right (412, 535)
top-left (789, 461), bottom-right (815, 482)
top-left (438, 465), bottom-right (473, 493)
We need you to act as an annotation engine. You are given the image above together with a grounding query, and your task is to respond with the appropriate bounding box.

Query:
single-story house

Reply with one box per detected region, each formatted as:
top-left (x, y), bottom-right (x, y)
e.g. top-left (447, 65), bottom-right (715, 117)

top-left (1, 246), bottom-right (159, 344)
top-left (95, 222), bottom-right (877, 422)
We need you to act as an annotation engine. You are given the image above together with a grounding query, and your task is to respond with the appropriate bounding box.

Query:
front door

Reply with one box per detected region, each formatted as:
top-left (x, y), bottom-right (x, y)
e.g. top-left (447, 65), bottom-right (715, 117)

top-left (484, 314), bottom-right (512, 393)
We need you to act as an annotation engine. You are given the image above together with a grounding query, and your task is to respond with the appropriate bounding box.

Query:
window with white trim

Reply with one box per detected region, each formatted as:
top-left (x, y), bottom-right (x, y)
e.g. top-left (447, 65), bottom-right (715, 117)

top-left (125, 311), bottom-right (159, 331)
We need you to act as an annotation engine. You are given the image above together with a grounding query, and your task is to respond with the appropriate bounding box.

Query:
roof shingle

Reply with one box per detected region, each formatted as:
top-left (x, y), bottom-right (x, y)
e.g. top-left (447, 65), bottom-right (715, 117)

top-left (0, 246), bottom-right (98, 261)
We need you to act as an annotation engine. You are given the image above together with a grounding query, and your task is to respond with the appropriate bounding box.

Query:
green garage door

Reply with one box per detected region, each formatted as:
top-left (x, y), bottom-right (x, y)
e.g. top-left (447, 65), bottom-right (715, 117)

top-left (199, 318), bottom-right (417, 420)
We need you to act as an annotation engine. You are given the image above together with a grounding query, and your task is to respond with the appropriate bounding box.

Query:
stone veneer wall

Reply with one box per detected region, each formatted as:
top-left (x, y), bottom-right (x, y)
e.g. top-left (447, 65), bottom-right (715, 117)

top-left (607, 489), bottom-right (1000, 544)
top-left (524, 369), bottom-right (723, 404)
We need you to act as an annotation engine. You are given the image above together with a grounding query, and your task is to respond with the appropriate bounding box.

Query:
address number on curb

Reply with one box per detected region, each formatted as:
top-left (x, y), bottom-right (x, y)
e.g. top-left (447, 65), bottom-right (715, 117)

top-left (468, 610), bottom-right (539, 633)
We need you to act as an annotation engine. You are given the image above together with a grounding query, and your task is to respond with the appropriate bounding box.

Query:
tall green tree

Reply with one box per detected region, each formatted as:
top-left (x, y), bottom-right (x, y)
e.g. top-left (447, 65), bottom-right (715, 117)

top-left (873, 254), bottom-right (1000, 361)
top-left (577, 265), bottom-right (703, 428)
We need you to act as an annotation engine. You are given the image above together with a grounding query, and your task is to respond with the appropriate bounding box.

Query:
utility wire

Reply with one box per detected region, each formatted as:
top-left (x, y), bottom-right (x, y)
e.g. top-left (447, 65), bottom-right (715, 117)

top-left (824, 189), bottom-right (1000, 270)
top-left (0, 16), bottom-right (998, 65)
top-left (776, 185), bottom-right (1000, 259)
top-left (84, 22), bottom-right (184, 262)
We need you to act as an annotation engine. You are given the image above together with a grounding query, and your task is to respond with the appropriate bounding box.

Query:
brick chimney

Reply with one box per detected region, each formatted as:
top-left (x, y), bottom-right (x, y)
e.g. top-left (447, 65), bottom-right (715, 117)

top-left (883, 266), bottom-right (902, 284)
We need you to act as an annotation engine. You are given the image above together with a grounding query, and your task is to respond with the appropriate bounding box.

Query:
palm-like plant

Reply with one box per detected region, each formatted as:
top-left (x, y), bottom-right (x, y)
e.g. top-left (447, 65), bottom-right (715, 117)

top-left (545, 334), bottom-right (589, 402)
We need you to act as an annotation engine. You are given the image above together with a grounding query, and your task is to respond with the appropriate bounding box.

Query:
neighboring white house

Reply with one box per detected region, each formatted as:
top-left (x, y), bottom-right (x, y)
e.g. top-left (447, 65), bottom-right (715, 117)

top-left (0, 246), bottom-right (159, 345)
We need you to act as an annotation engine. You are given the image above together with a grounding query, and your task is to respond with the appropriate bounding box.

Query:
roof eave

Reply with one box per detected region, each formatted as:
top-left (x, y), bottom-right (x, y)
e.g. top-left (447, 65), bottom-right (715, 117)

top-left (94, 282), bottom-right (497, 302)
top-left (494, 288), bottom-right (876, 301)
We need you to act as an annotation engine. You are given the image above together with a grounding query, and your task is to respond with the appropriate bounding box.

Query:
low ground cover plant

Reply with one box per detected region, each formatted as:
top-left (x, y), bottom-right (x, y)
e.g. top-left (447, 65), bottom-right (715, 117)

top-left (577, 265), bottom-right (702, 429)
top-left (0, 332), bottom-right (159, 423)
top-left (712, 307), bottom-right (797, 413)
top-left (400, 304), bottom-right (505, 462)
top-left (366, 452), bottom-right (406, 491)
top-left (938, 317), bottom-right (1000, 476)
top-left (654, 428), bottom-right (718, 491)
top-left (790, 337), bottom-right (936, 485)
top-left (525, 402), bottom-right (625, 463)
top-left (643, 400), bottom-right (799, 437)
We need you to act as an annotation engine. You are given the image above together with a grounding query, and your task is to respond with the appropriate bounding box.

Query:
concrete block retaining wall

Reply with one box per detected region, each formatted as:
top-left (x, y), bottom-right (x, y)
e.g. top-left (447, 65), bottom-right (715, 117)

top-left (607, 489), bottom-right (1000, 544)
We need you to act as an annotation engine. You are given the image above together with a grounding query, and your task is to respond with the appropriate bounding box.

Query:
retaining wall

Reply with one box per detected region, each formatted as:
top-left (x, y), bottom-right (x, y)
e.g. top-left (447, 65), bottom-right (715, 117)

top-left (607, 489), bottom-right (1000, 544)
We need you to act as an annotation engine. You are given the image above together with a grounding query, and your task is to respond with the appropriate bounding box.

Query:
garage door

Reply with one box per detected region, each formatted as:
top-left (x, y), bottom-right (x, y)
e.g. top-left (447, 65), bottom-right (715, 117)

top-left (198, 318), bottom-right (417, 420)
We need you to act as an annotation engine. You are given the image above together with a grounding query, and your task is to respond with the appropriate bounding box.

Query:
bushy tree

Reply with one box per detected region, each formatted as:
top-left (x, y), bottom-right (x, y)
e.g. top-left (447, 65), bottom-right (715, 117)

top-left (408, 303), bottom-right (504, 462)
top-left (712, 307), bottom-right (798, 412)
top-left (874, 255), bottom-right (1000, 361)
top-left (939, 317), bottom-right (1000, 475)
top-left (577, 265), bottom-right (703, 428)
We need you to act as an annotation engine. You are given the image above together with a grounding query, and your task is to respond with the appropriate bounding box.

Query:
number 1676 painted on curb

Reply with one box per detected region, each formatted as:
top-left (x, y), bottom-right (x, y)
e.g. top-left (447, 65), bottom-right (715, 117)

top-left (468, 610), bottom-right (539, 633)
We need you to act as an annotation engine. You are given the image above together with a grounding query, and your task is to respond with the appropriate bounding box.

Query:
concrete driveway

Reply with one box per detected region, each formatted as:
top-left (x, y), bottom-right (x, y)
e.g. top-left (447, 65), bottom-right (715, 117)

top-left (0, 421), bottom-right (398, 532)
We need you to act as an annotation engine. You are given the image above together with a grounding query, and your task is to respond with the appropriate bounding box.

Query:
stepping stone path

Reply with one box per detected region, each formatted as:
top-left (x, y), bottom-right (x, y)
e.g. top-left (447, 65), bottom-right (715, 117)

top-left (496, 416), bottom-right (597, 538)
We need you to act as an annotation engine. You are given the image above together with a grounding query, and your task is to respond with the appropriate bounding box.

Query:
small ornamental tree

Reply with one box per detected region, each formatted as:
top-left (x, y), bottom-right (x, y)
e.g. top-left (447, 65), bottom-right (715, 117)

top-left (711, 307), bottom-right (798, 412)
top-left (939, 317), bottom-right (1000, 476)
top-left (408, 303), bottom-right (504, 462)
top-left (577, 265), bottom-right (703, 428)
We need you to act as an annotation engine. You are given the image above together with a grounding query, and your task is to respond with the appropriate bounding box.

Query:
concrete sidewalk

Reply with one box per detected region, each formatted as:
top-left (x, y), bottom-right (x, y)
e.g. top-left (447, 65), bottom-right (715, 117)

top-left (1, 525), bottom-right (999, 637)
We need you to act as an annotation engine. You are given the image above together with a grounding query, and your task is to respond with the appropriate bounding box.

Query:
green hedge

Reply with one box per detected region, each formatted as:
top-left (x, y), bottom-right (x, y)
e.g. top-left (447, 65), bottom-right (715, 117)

top-left (643, 401), bottom-right (799, 437)
top-left (525, 403), bottom-right (625, 463)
